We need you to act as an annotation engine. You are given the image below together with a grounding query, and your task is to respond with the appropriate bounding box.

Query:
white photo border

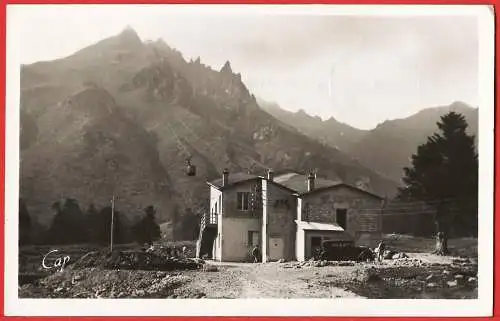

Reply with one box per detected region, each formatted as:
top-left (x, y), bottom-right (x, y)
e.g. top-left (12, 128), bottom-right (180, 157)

top-left (4, 4), bottom-right (495, 317)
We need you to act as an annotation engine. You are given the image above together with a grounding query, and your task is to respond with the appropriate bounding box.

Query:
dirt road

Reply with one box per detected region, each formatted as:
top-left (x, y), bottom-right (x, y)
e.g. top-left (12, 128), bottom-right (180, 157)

top-left (177, 262), bottom-right (362, 298)
top-left (173, 255), bottom-right (477, 299)
top-left (19, 242), bottom-right (478, 300)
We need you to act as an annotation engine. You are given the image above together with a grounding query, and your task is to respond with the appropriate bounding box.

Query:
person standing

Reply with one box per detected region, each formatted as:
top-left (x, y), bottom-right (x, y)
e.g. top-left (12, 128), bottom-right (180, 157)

top-left (252, 244), bottom-right (261, 263)
top-left (376, 241), bottom-right (386, 263)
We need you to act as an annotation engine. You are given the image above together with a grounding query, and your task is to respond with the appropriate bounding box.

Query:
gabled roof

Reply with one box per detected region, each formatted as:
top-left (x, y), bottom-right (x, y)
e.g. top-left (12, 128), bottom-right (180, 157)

top-left (274, 172), bottom-right (383, 199)
top-left (207, 171), bottom-right (383, 199)
top-left (274, 172), bottom-right (341, 194)
top-left (299, 183), bottom-right (384, 200)
top-left (207, 172), bottom-right (259, 190)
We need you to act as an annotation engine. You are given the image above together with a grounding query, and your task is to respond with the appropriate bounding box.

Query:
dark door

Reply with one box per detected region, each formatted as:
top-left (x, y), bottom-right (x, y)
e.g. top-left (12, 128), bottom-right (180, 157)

top-left (311, 236), bottom-right (322, 259)
top-left (336, 209), bottom-right (347, 229)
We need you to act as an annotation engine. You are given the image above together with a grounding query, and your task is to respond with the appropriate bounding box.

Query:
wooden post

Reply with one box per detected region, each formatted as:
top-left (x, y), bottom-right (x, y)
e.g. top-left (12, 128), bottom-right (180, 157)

top-left (110, 195), bottom-right (115, 252)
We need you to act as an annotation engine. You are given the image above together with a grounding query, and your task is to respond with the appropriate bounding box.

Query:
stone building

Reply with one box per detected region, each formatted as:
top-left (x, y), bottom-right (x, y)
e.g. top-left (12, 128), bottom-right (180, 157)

top-left (197, 169), bottom-right (384, 262)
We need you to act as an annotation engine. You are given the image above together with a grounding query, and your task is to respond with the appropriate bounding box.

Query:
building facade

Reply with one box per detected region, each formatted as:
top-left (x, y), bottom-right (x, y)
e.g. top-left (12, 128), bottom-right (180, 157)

top-left (197, 169), bottom-right (384, 262)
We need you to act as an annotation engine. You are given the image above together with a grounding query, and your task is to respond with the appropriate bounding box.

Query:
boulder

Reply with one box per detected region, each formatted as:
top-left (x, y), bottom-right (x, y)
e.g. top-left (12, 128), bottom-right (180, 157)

top-left (425, 274), bottom-right (437, 282)
top-left (392, 252), bottom-right (409, 259)
top-left (384, 250), bottom-right (397, 260)
top-left (202, 264), bottom-right (218, 272)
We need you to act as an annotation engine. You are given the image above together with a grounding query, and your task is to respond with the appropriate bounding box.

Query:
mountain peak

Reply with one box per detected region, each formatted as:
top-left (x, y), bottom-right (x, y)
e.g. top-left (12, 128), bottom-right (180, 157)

top-left (326, 116), bottom-right (338, 123)
top-left (296, 109), bottom-right (309, 116)
top-left (114, 26), bottom-right (143, 48)
top-left (449, 100), bottom-right (474, 110)
top-left (220, 61), bottom-right (233, 74)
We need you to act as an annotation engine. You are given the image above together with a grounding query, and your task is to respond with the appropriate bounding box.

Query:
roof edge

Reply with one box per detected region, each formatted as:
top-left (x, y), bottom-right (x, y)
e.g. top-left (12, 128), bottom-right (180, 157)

top-left (299, 183), bottom-right (383, 199)
top-left (207, 177), bottom-right (262, 191)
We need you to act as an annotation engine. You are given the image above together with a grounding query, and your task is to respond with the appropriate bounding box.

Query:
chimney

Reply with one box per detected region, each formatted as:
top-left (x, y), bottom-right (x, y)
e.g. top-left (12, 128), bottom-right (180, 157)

top-left (267, 169), bottom-right (274, 182)
top-left (307, 172), bottom-right (315, 192)
top-left (222, 168), bottom-right (229, 187)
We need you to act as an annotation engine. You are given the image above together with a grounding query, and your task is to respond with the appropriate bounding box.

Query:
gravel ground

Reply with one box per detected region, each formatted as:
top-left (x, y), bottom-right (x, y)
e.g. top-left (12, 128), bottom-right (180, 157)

top-left (19, 235), bottom-right (478, 300)
top-left (20, 252), bottom-right (477, 299)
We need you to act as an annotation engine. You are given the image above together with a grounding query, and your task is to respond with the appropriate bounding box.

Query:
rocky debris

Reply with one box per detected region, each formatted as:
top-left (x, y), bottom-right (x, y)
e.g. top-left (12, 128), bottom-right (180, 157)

top-left (364, 268), bottom-right (383, 283)
top-left (376, 249), bottom-right (410, 261)
top-left (332, 263), bottom-right (479, 299)
top-left (19, 268), bottom-right (207, 299)
top-left (453, 257), bottom-right (472, 264)
top-left (425, 274), bottom-right (437, 282)
top-left (202, 264), bottom-right (218, 272)
top-left (71, 274), bottom-right (82, 285)
top-left (283, 260), bottom-right (356, 269)
top-left (383, 250), bottom-right (397, 260)
top-left (71, 250), bottom-right (203, 271)
top-left (388, 257), bottom-right (425, 267)
top-left (392, 252), bottom-right (409, 259)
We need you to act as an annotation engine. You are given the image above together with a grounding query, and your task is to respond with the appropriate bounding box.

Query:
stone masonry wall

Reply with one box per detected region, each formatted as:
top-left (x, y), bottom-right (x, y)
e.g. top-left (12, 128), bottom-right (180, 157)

top-left (302, 186), bottom-right (383, 237)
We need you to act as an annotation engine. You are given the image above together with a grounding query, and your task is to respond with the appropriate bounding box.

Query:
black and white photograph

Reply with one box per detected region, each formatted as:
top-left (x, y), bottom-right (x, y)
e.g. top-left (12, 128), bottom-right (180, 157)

top-left (5, 4), bottom-right (494, 317)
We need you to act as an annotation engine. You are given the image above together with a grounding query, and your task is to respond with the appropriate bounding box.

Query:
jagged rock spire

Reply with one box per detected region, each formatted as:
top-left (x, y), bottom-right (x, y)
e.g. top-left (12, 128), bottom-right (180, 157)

top-left (220, 60), bottom-right (232, 74)
top-left (116, 25), bottom-right (142, 47)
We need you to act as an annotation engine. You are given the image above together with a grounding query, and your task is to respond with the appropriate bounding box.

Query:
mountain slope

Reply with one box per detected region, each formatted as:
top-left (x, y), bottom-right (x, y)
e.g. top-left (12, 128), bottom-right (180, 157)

top-left (20, 84), bottom-right (176, 225)
top-left (259, 99), bottom-right (367, 152)
top-left (20, 28), bottom-right (399, 229)
top-left (261, 100), bottom-right (478, 182)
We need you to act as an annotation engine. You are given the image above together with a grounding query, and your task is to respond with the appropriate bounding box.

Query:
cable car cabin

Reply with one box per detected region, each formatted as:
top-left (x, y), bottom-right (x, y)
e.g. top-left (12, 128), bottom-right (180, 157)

top-left (186, 164), bottom-right (197, 176)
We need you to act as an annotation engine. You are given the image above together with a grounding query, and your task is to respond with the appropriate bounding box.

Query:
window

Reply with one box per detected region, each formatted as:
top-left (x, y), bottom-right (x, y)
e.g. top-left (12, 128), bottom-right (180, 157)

top-left (336, 208), bottom-right (347, 229)
top-left (215, 202), bottom-right (217, 215)
top-left (237, 192), bottom-right (250, 211)
top-left (248, 231), bottom-right (260, 246)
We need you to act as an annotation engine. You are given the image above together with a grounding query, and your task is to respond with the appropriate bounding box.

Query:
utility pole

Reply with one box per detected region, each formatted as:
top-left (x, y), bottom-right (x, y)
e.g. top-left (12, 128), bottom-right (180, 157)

top-left (380, 193), bottom-right (387, 239)
top-left (110, 195), bottom-right (115, 253)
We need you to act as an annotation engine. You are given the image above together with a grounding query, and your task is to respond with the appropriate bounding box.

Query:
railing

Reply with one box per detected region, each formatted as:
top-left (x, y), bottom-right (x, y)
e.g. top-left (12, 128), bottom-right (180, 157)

top-left (200, 212), bottom-right (218, 232)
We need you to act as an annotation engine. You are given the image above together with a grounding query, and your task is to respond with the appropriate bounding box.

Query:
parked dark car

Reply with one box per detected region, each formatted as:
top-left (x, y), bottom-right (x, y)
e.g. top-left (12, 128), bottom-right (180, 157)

top-left (317, 240), bottom-right (375, 262)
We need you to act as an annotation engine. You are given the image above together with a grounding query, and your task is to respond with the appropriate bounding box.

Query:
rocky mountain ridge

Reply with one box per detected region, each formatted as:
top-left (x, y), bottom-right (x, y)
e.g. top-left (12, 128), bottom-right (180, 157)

top-left (20, 28), bottom-right (399, 233)
top-left (261, 100), bottom-right (478, 182)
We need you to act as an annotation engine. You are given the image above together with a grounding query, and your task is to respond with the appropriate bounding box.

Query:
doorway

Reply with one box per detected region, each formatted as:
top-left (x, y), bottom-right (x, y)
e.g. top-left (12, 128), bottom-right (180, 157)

top-left (269, 237), bottom-right (284, 261)
top-left (310, 236), bottom-right (322, 259)
top-left (336, 208), bottom-right (347, 230)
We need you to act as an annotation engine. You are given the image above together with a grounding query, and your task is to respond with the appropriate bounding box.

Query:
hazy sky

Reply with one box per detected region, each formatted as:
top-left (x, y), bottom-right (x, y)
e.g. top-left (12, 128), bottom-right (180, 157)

top-left (12, 6), bottom-right (479, 129)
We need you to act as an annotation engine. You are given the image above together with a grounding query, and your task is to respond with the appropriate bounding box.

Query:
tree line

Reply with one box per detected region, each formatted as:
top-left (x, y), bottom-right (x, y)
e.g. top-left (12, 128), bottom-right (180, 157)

top-left (19, 199), bottom-right (164, 246)
top-left (19, 198), bottom-right (202, 246)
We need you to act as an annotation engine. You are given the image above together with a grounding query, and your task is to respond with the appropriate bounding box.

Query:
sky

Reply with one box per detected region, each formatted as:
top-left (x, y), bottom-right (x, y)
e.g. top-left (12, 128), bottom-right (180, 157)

top-left (11, 5), bottom-right (479, 129)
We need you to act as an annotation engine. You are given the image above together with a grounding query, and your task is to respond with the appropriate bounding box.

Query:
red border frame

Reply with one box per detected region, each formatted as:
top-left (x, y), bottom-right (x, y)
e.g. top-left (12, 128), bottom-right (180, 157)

top-left (1, 1), bottom-right (497, 320)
